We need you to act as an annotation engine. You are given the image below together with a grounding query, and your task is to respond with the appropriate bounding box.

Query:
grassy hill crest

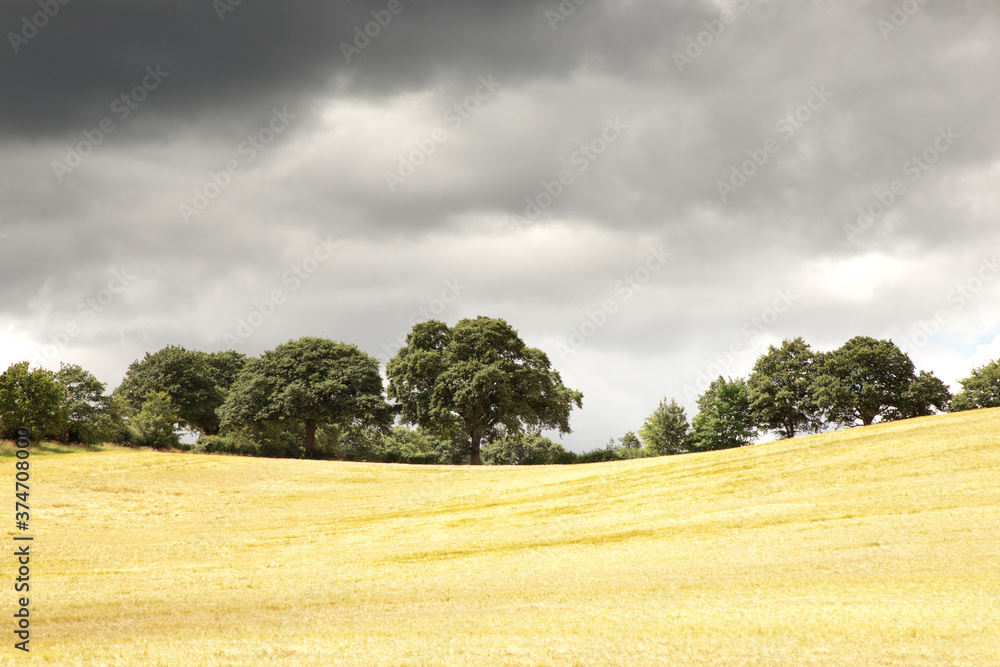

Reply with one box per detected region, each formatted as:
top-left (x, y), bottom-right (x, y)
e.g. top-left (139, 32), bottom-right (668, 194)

top-left (18, 408), bottom-right (1000, 665)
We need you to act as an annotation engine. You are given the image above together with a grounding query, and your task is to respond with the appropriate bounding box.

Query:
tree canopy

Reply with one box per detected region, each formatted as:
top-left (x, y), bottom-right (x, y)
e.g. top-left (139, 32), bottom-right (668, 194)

top-left (386, 317), bottom-right (583, 465)
top-left (130, 390), bottom-right (181, 450)
top-left (639, 398), bottom-right (692, 454)
top-left (115, 345), bottom-right (224, 435)
top-left (747, 337), bottom-right (821, 440)
top-left (219, 337), bottom-right (393, 455)
top-left (950, 359), bottom-right (1000, 412)
top-left (0, 362), bottom-right (66, 440)
top-left (56, 363), bottom-right (117, 444)
top-left (810, 337), bottom-right (944, 427)
top-left (690, 376), bottom-right (757, 451)
top-left (893, 370), bottom-right (951, 419)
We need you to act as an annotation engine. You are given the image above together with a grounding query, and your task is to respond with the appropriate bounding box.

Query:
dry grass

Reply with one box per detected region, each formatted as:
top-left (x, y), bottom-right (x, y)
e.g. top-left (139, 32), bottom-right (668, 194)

top-left (11, 409), bottom-right (1000, 665)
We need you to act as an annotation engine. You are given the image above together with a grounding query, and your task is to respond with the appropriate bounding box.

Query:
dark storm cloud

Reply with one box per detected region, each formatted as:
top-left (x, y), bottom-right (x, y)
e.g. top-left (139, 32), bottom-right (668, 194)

top-left (0, 0), bottom-right (692, 141)
top-left (3, 0), bottom-right (1000, 450)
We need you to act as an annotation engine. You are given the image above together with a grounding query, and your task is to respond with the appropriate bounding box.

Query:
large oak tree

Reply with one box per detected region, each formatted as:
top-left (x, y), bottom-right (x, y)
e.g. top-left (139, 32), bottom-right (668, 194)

top-left (810, 336), bottom-right (947, 427)
top-left (386, 317), bottom-right (583, 465)
top-left (218, 337), bottom-right (392, 454)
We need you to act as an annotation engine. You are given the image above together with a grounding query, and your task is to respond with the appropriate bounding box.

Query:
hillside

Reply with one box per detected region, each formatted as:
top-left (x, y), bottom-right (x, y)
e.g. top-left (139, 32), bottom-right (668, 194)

top-left (18, 409), bottom-right (1000, 665)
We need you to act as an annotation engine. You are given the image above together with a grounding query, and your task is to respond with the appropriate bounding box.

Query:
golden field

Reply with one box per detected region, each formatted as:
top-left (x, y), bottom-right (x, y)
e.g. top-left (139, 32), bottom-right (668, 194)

top-left (7, 409), bottom-right (1000, 665)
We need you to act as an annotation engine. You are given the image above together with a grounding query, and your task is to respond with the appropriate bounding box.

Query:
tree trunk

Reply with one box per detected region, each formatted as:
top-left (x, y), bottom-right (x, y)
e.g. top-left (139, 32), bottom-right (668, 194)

top-left (304, 419), bottom-right (317, 454)
top-left (470, 433), bottom-right (482, 465)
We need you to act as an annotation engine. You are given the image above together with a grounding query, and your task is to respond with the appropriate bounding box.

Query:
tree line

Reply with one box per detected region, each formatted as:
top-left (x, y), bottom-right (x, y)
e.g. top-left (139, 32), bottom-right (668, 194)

top-left (637, 336), bottom-right (963, 456)
top-left (1, 320), bottom-right (998, 466)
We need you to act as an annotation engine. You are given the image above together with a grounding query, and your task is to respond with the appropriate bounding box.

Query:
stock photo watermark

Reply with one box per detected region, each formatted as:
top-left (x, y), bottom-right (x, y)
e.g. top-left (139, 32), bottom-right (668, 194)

top-left (379, 279), bottom-right (467, 357)
top-left (179, 107), bottom-right (295, 223)
top-left (544, 0), bottom-right (591, 31)
top-left (682, 286), bottom-right (796, 401)
top-left (30, 268), bottom-right (138, 368)
top-left (50, 65), bottom-right (170, 183)
top-left (223, 237), bottom-right (341, 345)
top-left (878, 0), bottom-right (929, 40)
top-left (898, 254), bottom-right (1000, 356)
top-left (845, 126), bottom-right (960, 245)
top-left (341, 0), bottom-right (414, 63)
top-left (213, 0), bottom-right (245, 21)
top-left (672, 0), bottom-right (753, 73)
top-left (717, 85), bottom-right (833, 203)
top-left (384, 75), bottom-right (502, 192)
top-left (516, 117), bottom-right (628, 226)
top-left (556, 245), bottom-right (672, 360)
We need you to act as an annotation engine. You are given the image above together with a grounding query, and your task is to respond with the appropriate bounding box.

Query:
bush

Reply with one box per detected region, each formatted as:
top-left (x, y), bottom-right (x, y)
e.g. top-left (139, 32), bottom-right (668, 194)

top-left (195, 433), bottom-right (289, 458)
top-left (483, 433), bottom-right (569, 465)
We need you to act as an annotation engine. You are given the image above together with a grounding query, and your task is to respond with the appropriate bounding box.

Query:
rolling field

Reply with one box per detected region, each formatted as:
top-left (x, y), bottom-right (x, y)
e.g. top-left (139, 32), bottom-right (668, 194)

top-left (10, 409), bottom-right (1000, 665)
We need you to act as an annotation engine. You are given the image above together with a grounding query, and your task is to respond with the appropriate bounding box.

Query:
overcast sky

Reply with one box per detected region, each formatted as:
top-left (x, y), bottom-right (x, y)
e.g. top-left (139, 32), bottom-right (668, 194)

top-left (2, 0), bottom-right (999, 451)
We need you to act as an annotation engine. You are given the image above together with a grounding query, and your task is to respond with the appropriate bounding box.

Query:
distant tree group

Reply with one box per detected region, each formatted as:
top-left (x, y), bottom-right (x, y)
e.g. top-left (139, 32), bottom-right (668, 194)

top-left (639, 335), bottom-right (960, 456)
top-left (3, 323), bottom-right (998, 466)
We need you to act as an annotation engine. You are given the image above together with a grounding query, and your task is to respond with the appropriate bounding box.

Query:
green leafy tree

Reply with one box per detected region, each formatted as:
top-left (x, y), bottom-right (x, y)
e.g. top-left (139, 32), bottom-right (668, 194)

top-left (115, 346), bottom-right (224, 435)
top-left (619, 431), bottom-right (642, 450)
top-left (387, 317), bottom-right (583, 465)
top-left (747, 338), bottom-right (822, 439)
top-left (811, 337), bottom-right (923, 427)
top-left (639, 398), bottom-right (692, 454)
top-left (483, 432), bottom-right (569, 465)
top-left (892, 370), bottom-right (951, 419)
top-left (950, 359), bottom-right (1000, 412)
top-left (691, 376), bottom-right (757, 451)
top-left (202, 350), bottom-right (248, 394)
top-left (0, 362), bottom-right (67, 440)
top-left (219, 337), bottom-right (393, 455)
top-left (129, 390), bottom-right (181, 449)
top-left (55, 363), bottom-right (120, 444)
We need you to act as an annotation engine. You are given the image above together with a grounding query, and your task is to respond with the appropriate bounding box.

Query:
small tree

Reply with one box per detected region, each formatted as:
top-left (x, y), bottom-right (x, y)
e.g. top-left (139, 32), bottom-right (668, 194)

top-left (219, 337), bottom-right (393, 455)
top-left (747, 337), bottom-right (822, 439)
top-left (639, 398), bottom-right (692, 455)
top-left (950, 359), bottom-right (1000, 412)
top-left (130, 390), bottom-right (181, 450)
top-left (619, 431), bottom-right (642, 450)
top-left (0, 362), bottom-right (66, 440)
top-left (691, 376), bottom-right (757, 451)
top-left (55, 363), bottom-right (120, 444)
top-left (387, 317), bottom-right (583, 465)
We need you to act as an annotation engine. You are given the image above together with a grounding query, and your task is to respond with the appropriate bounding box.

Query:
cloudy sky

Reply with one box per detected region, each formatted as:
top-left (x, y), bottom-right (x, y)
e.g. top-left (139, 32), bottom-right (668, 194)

top-left (2, 0), bottom-right (999, 451)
